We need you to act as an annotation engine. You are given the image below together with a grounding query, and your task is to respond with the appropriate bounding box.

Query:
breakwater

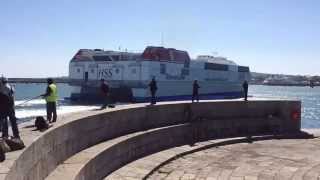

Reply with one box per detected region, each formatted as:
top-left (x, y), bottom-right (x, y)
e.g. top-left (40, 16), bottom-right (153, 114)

top-left (8, 78), bottom-right (70, 83)
top-left (0, 99), bottom-right (301, 180)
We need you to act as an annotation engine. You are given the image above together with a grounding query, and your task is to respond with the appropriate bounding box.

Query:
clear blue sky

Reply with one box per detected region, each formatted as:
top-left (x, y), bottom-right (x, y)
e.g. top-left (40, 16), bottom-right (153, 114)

top-left (1, 0), bottom-right (319, 77)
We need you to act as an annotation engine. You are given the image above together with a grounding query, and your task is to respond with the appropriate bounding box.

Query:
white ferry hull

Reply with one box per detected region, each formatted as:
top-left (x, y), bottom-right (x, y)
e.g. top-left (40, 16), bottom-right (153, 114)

top-left (68, 46), bottom-right (250, 103)
top-left (69, 80), bottom-right (243, 103)
top-left (131, 81), bottom-right (243, 102)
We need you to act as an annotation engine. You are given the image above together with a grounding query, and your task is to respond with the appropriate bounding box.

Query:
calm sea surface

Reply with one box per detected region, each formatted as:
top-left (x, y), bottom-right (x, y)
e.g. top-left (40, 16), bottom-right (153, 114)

top-left (249, 85), bottom-right (320, 128)
top-left (10, 83), bottom-right (320, 128)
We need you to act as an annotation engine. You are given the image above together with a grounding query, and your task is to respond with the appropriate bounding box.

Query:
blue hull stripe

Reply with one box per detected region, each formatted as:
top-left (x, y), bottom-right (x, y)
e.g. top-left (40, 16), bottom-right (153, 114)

top-left (133, 91), bottom-right (244, 103)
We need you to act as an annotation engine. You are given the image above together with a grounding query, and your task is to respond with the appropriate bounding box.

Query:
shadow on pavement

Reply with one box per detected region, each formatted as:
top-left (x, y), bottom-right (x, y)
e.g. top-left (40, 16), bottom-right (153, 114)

top-left (143, 130), bottom-right (314, 180)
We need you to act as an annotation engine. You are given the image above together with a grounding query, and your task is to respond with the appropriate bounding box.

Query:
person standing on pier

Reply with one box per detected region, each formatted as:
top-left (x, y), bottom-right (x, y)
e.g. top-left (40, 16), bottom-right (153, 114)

top-left (192, 80), bottom-right (200, 103)
top-left (100, 79), bottom-right (110, 109)
top-left (149, 77), bottom-right (158, 105)
top-left (242, 80), bottom-right (248, 101)
top-left (0, 80), bottom-right (5, 132)
top-left (41, 78), bottom-right (58, 123)
top-left (0, 77), bottom-right (20, 139)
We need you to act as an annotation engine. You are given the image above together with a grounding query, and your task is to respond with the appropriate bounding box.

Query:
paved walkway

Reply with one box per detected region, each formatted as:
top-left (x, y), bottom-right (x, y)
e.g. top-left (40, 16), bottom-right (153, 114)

top-left (107, 130), bottom-right (320, 180)
top-left (149, 134), bottom-right (320, 180)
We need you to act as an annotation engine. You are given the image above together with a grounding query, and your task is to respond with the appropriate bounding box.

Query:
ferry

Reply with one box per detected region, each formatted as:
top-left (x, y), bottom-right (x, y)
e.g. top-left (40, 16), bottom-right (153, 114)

top-left (68, 46), bottom-right (251, 103)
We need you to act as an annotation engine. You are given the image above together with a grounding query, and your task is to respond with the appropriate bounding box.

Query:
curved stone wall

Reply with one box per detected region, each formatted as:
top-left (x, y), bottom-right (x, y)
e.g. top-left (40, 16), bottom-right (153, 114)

top-left (3, 100), bottom-right (301, 180)
top-left (75, 124), bottom-right (191, 180)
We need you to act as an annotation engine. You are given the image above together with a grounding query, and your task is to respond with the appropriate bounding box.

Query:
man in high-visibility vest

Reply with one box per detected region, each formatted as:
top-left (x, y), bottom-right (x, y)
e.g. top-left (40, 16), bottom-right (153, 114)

top-left (41, 78), bottom-right (58, 123)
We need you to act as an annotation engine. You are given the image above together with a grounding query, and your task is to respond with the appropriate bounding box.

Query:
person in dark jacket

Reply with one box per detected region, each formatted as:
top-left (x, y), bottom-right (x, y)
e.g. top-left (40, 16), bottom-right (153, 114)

top-left (100, 79), bottom-right (110, 109)
top-left (0, 77), bottom-right (20, 139)
top-left (242, 80), bottom-right (248, 101)
top-left (0, 81), bottom-right (8, 133)
top-left (149, 77), bottom-right (158, 105)
top-left (192, 80), bottom-right (200, 103)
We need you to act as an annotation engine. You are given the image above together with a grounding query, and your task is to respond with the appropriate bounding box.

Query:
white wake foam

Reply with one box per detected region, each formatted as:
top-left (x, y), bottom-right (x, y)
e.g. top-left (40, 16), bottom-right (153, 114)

top-left (14, 99), bottom-right (99, 120)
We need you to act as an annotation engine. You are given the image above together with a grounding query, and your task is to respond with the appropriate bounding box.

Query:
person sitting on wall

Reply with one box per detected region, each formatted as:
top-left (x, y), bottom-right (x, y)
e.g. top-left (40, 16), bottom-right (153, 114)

top-left (242, 80), bottom-right (248, 101)
top-left (149, 77), bottom-right (158, 105)
top-left (192, 80), bottom-right (200, 103)
top-left (100, 79), bottom-right (110, 109)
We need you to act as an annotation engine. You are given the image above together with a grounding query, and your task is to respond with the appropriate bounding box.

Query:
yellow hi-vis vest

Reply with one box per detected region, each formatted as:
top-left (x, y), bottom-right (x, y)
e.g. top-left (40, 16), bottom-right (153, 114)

top-left (46, 84), bottom-right (58, 102)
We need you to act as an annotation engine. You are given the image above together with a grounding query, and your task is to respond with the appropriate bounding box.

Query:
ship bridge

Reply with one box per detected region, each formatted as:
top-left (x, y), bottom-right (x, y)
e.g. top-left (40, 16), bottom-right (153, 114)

top-left (195, 55), bottom-right (237, 65)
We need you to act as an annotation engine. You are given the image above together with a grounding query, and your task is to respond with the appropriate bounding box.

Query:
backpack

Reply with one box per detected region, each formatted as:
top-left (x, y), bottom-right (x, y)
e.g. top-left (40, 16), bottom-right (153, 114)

top-left (5, 138), bottom-right (25, 151)
top-left (35, 116), bottom-right (49, 130)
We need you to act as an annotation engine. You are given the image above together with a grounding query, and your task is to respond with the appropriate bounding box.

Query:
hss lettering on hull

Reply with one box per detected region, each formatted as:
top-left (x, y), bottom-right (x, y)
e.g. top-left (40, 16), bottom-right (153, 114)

top-left (98, 69), bottom-right (113, 79)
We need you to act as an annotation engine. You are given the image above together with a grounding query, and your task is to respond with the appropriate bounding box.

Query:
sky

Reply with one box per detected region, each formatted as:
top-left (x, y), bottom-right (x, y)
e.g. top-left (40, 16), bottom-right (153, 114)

top-left (0, 0), bottom-right (319, 77)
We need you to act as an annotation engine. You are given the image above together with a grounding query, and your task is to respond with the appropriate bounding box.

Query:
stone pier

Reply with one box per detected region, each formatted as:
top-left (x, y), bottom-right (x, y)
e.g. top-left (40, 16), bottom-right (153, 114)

top-left (0, 98), bottom-right (311, 180)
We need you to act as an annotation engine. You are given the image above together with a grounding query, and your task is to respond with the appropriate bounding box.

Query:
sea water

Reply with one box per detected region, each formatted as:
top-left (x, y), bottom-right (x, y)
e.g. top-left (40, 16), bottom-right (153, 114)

top-left (9, 83), bottom-right (320, 128)
top-left (250, 85), bottom-right (320, 129)
top-left (13, 83), bottom-right (99, 123)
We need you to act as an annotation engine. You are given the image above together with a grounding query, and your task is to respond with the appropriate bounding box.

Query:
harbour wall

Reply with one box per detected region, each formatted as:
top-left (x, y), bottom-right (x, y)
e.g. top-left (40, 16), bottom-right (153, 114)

top-left (2, 100), bottom-right (301, 180)
top-left (8, 78), bottom-right (70, 83)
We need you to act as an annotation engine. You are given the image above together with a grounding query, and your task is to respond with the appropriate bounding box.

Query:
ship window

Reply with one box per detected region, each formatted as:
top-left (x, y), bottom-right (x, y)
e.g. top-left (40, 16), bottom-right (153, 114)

top-left (91, 69), bottom-right (95, 74)
top-left (181, 68), bottom-right (189, 76)
top-left (184, 62), bottom-right (190, 68)
top-left (111, 55), bottom-right (120, 61)
top-left (238, 66), bottom-right (249, 72)
top-left (77, 68), bottom-right (80, 73)
top-left (160, 64), bottom-right (166, 74)
top-left (131, 68), bottom-right (136, 74)
top-left (93, 56), bottom-right (112, 61)
top-left (204, 63), bottom-right (228, 71)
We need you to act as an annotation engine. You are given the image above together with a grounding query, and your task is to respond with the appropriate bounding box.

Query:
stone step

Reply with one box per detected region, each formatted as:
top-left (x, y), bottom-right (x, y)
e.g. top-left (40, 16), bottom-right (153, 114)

top-left (106, 133), bottom-right (319, 180)
top-left (105, 137), bottom-right (257, 180)
top-left (46, 124), bottom-right (191, 180)
top-left (105, 141), bottom-right (218, 180)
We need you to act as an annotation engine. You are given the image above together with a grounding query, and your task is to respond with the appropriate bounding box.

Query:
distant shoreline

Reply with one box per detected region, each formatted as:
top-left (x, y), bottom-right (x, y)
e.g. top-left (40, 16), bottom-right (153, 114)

top-left (251, 83), bottom-right (316, 87)
top-left (8, 78), bottom-right (69, 83)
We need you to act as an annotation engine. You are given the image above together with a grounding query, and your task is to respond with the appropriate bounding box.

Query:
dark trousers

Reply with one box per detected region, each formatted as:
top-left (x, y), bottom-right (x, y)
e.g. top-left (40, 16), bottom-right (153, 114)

top-left (46, 102), bottom-right (57, 122)
top-left (101, 94), bottom-right (109, 109)
top-left (192, 92), bottom-right (199, 102)
top-left (1, 109), bottom-right (20, 138)
top-left (244, 88), bottom-right (248, 101)
top-left (151, 91), bottom-right (156, 104)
